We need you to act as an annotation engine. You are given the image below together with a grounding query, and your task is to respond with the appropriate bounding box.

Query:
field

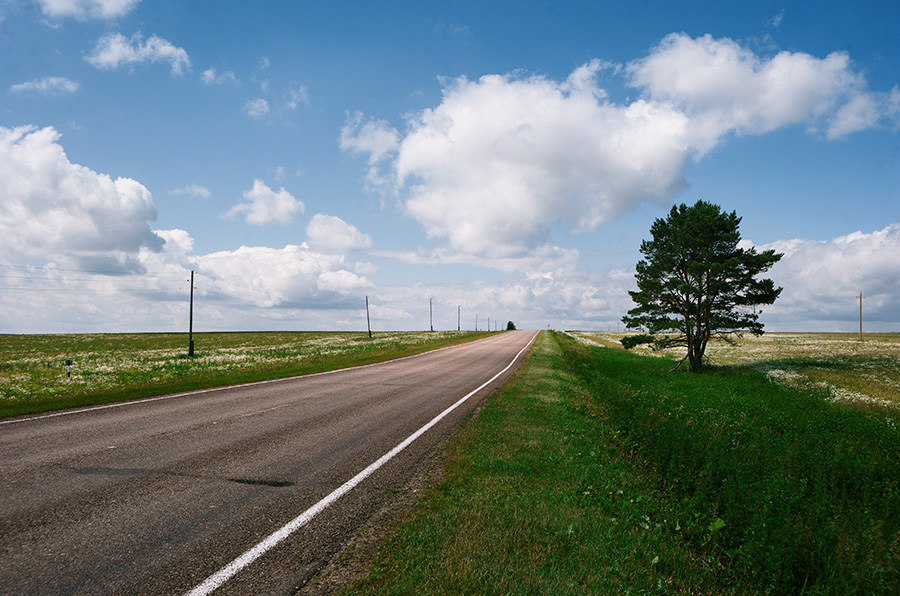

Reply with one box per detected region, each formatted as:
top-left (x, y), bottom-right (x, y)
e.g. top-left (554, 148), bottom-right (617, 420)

top-left (347, 331), bottom-right (900, 595)
top-left (569, 331), bottom-right (900, 408)
top-left (0, 330), bottom-right (489, 418)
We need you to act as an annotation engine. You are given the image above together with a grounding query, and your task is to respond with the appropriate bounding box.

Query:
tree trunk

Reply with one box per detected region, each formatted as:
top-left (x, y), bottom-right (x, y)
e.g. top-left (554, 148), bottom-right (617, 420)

top-left (688, 336), bottom-right (704, 372)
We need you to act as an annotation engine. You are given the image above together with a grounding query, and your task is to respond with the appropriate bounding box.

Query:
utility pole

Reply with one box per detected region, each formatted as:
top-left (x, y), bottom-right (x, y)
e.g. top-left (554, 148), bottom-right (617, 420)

top-left (430, 297), bottom-right (433, 332)
top-left (859, 292), bottom-right (863, 341)
top-left (366, 295), bottom-right (372, 338)
top-left (475, 314), bottom-right (478, 331)
top-left (188, 270), bottom-right (195, 357)
top-left (457, 305), bottom-right (460, 332)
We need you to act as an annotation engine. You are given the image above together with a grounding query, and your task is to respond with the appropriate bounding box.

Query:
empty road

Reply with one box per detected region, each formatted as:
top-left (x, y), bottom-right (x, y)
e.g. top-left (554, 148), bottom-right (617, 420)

top-left (0, 330), bottom-right (537, 596)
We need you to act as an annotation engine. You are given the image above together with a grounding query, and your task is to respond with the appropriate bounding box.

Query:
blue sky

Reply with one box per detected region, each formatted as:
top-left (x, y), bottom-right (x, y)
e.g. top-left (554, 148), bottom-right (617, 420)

top-left (1, 0), bottom-right (898, 333)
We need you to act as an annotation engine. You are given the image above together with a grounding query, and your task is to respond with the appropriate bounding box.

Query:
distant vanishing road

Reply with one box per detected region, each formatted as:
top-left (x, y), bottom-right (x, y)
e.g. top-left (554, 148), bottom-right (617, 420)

top-left (0, 330), bottom-right (537, 596)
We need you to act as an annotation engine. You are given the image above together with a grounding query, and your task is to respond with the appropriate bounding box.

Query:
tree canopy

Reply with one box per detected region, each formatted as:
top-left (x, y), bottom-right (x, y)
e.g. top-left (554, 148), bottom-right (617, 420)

top-left (622, 200), bottom-right (783, 372)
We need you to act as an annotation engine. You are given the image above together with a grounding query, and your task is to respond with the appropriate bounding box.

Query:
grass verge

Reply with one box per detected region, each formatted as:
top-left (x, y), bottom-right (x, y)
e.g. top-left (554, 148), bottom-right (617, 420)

top-left (348, 331), bottom-right (900, 595)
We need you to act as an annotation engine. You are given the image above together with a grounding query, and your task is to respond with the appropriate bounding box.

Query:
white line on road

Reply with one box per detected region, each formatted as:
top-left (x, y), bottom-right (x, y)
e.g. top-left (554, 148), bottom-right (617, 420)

top-left (184, 331), bottom-right (537, 596)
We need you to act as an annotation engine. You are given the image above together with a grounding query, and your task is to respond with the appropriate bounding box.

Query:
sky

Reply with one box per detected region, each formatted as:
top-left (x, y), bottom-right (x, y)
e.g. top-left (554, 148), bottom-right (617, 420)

top-left (1, 0), bottom-right (898, 334)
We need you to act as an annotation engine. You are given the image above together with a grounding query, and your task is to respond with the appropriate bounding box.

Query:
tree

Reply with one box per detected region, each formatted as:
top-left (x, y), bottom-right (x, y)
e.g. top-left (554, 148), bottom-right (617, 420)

top-left (622, 200), bottom-right (783, 372)
top-left (506, 321), bottom-right (516, 330)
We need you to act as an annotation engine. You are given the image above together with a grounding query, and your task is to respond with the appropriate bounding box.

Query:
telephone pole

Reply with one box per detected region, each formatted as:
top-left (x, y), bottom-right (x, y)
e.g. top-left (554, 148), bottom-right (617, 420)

top-left (859, 292), bottom-right (863, 341)
top-left (457, 305), bottom-right (460, 332)
top-left (366, 295), bottom-right (372, 338)
top-left (188, 270), bottom-right (195, 357)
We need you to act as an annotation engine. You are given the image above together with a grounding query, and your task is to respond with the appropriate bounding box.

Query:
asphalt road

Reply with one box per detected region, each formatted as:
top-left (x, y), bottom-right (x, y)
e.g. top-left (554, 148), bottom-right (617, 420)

top-left (0, 330), bottom-right (537, 596)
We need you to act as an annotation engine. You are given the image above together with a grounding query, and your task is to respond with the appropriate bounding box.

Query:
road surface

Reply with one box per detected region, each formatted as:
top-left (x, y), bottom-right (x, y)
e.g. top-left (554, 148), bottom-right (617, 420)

top-left (0, 330), bottom-right (537, 596)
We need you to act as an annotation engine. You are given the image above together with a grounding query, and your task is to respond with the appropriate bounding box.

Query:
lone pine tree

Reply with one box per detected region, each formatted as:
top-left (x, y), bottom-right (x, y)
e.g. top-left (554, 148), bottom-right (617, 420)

top-left (622, 200), bottom-right (783, 372)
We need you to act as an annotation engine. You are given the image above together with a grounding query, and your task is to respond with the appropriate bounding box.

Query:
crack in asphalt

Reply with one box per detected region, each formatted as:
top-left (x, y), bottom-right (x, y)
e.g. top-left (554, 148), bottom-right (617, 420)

top-left (70, 466), bottom-right (296, 488)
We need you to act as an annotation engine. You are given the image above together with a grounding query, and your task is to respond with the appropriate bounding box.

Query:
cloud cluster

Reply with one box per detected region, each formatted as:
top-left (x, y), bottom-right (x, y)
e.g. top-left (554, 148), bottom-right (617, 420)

top-left (10, 76), bottom-right (79, 95)
top-left (87, 32), bottom-right (191, 75)
top-left (243, 83), bottom-right (309, 120)
top-left (627, 33), bottom-right (898, 146)
top-left (0, 142), bottom-right (375, 331)
top-left (342, 34), bottom-right (897, 269)
top-left (0, 125), bottom-right (163, 271)
top-left (196, 244), bottom-right (372, 310)
top-left (225, 179), bottom-right (304, 225)
top-left (762, 224), bottom-right (900, 328)
top-left (36, 0), bottom-right (139, 20)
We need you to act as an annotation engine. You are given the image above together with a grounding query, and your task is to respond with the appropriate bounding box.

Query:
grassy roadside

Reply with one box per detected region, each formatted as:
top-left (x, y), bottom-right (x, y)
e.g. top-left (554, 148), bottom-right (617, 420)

top-left (348, 331), bottom-right (900, 595)
top-left (0, 331), bottom-right (490, 418)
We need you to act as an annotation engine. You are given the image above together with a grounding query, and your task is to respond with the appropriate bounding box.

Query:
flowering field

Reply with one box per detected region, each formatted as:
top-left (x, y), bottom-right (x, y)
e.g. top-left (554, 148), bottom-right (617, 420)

top-left (569, 331), bottom-right (900, 409)
top-left (0, 331), bottom-right (487, 417)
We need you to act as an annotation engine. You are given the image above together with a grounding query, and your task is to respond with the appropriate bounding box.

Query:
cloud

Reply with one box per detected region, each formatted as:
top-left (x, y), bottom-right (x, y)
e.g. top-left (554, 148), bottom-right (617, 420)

top-left (196, 244), bottom-right (372, 309)
top-left (375, 243), bottom-right (579, 275)
top-left (343, 35), bottom-right (896, 270)
top-left (767, 10), bottom-right (785, 30)
top-left (343, 61), bottom-right (690, 263)
top-left (225, 179), bottom-right (304, 225)
top-left (36, 0), bottom-right (140, 19)
top-left (340, 112), bottom-right (399, 163)
top-left (10, 76), bottom-right (79, 95)
top-left (169, 183), bottom-right (210, 198)
top-left (305, 214), bottom-right (372, 253)
top-left (285, 85), bottom-right (309, 109)
top-left (626, 33), bottom-right (892, 148)
top-left (760, 224), bottom-right (900, 328)
top-left (201, 68), bottom-right (239, 86)
top-left (0, 125), bottom-right (163, 269)
top-left (339, 111), bottom-right (400, 192)
top-left (0, 227), bottom-right (377, 332)
top-left (244, 97), bottom-right (269, 118)
top-left (86, 32), bottom-right (191, 75)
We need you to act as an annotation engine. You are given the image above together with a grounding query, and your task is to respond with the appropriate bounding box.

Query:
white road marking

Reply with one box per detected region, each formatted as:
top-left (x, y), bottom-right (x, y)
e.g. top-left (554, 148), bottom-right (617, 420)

top-left (184, 331), bottom-right (537, 596)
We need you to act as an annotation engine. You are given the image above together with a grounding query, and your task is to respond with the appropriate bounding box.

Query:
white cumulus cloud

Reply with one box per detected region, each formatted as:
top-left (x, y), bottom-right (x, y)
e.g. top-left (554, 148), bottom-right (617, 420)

top-left (761, 224), bottom-right (900, 328)
top-left (306, 214), bottom-right (372, 254)
top-left (10, 76), bottom-right (79, 95)
top-left (86, 32), bottom-right (191, 75)
top-left (343, 60), bottom-right (690, 262)
top-left (36, 0), bottom-right (140, 19)
top-left (343, 35), bottom-right (896, 270)
top-left (226, 179), bottom-right (304, 225)
top-left (627, 33), bottom-right (893, 148)
top-left (0, 125), bottom-right (163, 269)
top-left (196, 244), bottom-right (372, 309)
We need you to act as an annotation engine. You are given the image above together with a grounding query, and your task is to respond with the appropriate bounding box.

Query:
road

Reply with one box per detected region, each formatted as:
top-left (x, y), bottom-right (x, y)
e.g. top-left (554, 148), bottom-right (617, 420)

top-left (0, 330), bottom-right (537, 596)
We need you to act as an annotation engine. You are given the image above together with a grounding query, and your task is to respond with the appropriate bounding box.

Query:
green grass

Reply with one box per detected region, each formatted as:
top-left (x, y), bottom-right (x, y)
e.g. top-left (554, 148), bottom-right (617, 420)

top-left (350, 331), bottom-right (900, 595)
top-left (0, 330), bottom-right (490, 418)
top-left (571, 331), bottom-right (900, 407)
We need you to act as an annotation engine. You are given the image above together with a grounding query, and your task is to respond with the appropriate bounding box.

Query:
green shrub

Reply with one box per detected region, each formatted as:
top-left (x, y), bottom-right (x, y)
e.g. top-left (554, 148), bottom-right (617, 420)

top-left (620, 333), bottom-right (655, 350)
